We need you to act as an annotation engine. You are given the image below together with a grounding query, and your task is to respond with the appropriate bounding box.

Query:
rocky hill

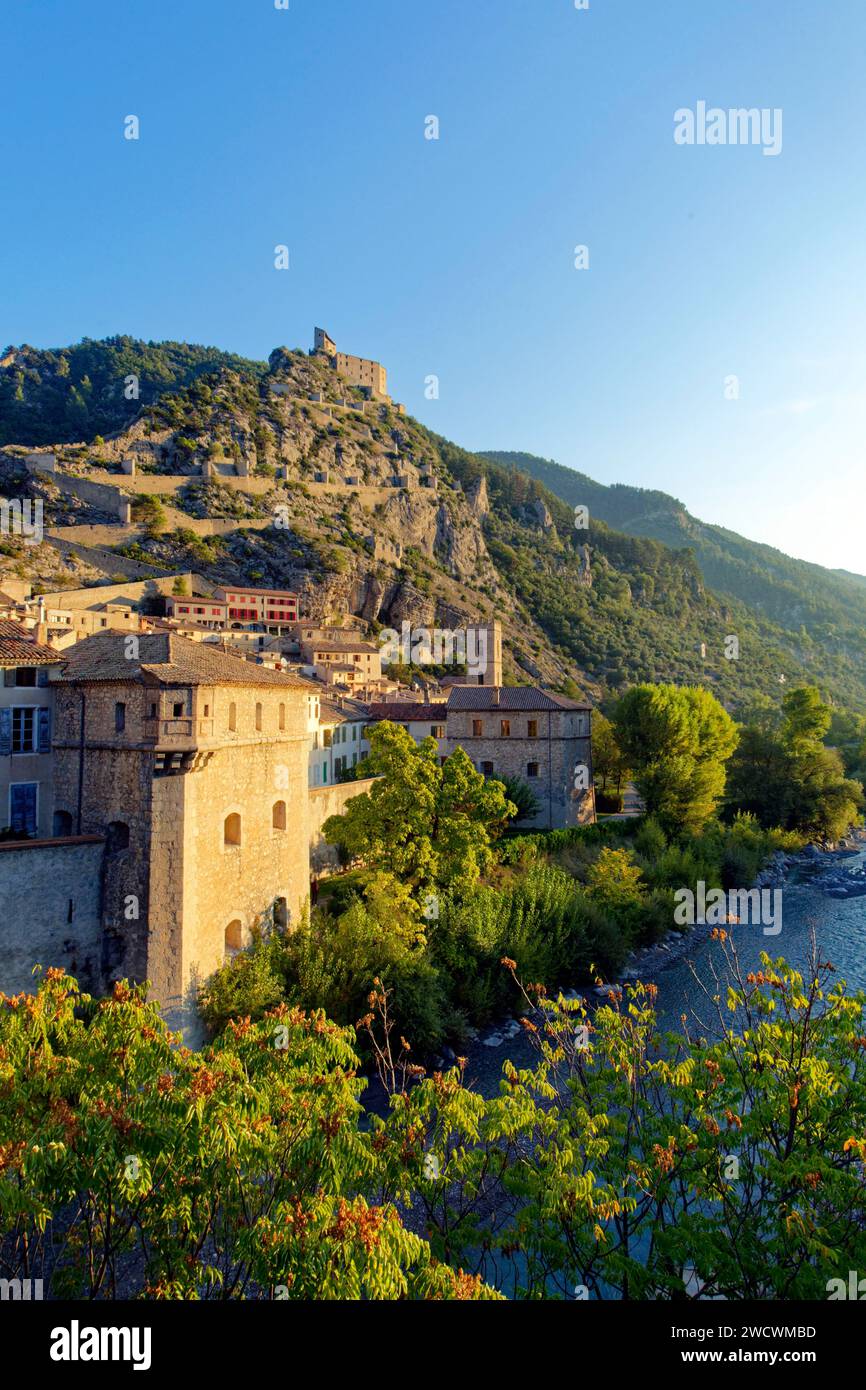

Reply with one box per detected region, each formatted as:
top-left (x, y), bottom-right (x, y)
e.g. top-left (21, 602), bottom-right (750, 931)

top-left (482, 449), bottom-right (866, 675)
top-left (1, 338), bottom-right (864, 712)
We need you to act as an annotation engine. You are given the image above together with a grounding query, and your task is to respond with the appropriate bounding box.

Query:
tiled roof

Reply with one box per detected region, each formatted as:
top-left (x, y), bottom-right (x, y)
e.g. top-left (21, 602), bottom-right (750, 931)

top-left (319, 697), bottom-right (370, 723)
top-left (446, 686), bottom-right (591, 712)
top-left (59, 631), bottom-right (314, 688)
top-left (215, 586), bottom-right (299, 599)
top-left (308, 640), bottom-right (379, 654)
top-left (367, 703), bottom-right (448, 722)
top-left (0, 620), bottom-right (62, 666)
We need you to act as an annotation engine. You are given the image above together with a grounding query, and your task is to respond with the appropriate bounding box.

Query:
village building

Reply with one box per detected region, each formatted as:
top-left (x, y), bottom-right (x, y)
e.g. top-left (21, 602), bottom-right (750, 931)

top-left (444, 686), bottom-right (595, 830)
top-left (366, 702), bottom-right (448, 758)
top-left (309, 696), bottom-right (370, 787)
top-left (166, 584), bottom-right (298, 632)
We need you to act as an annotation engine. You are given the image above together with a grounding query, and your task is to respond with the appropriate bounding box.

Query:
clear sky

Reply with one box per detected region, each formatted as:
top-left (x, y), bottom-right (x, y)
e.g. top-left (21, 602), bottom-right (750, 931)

top-left (3, 0), bottom-right (864, 573)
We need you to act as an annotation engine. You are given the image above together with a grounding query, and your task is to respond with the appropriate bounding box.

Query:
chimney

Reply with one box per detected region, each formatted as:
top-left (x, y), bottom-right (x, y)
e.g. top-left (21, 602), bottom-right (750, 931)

top-left (492, 688), bottom-right (500, 706)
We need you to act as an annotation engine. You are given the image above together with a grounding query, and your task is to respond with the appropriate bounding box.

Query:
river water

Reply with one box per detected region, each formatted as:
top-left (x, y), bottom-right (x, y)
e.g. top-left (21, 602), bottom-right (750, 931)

top-left (459, 845), bottom-right (866, 1097)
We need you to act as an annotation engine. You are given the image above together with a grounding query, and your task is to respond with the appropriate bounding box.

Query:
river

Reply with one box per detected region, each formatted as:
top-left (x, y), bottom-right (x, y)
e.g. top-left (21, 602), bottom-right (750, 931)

top-left (458, 842), bottom-right (866, 1098)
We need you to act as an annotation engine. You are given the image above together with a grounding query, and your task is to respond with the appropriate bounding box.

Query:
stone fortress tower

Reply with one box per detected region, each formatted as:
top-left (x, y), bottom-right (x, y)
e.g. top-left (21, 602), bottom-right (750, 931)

top-left (51, 631), bottom-right (314, 1038)
top-left (313, 327), bottom-right (389, 401)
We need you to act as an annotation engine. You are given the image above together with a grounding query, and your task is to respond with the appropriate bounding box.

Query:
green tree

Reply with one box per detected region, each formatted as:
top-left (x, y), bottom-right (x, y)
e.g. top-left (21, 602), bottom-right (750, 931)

top-left (493, 773), bottom-right (541, 824)
top-left (612, 683), bottom-right (739, 832)
top-left (727, 687), bottom-right (863, 841)
top-left (780, 685), bottom-right (832, 753)
top-left (585, 845), bottom-right (646, 913)
top-left (591, 711), bottom-right (632, 795)
top-left (322, 722), bottom-right (515, 895)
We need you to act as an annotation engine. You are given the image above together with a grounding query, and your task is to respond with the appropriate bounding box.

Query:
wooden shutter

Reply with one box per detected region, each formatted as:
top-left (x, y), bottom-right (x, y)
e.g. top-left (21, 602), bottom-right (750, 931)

top-left (37, 707), bottom-right (51, 753)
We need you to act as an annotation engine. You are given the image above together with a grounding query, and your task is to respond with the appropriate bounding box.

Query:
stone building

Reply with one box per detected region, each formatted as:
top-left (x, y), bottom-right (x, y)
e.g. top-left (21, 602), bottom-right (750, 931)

top-left (444, 686), bottom-right (594, 830)
top-left (52, 631), bottom-right (315, 1037)
top-left (0, 620), bottom-right (63, 838)
top-left (300, 636), bottom-right (382, 683)
top-left (313, 327), bottom-right (389, 400)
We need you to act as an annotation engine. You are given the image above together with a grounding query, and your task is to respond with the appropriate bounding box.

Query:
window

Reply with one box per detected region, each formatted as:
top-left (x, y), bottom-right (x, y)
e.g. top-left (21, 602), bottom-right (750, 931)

top-left (115, 702), bottom-right (126, 733)
top-left (53, 809), bottom-right (73, 837)
top-left (106, 821), bottom-right (130, 853)
top-left (500, 720), bottom-right (511, 737)
top-left (11, 708), bottom-right (35, 753)
top-left (272, 801), bottom-right (287, 831)
top-left (472, 719), bottom-right (483, 737)
top-left (279, 703), bottom-right (285, 730)
top-left (9, 783), bottom-right (37, 834)
top-left (527, 762), bottom-right (539, 778)
top-left (228, 702), bottom-right (237, 732)
top-left (481, 761), bottom-right (494, 776)
top-left (431, 725), bottom-right (445, 738)
top-left (173, 701), bottom-right (184, 719)
top-left (149, 702), bottom-right (157, 718)
top-left (527, 720), bottom-right (538, 738)
top-left (255, 702), bottom-right (263, 731)
top-left (323, 729), bottom-right (332, 747)
top-left (14, 667), bottom-right (36, 687)
top-left (224, 813), bottom-right (242, 846)
top-left (225, 920), bottom-right (243, 958)
top-left (203, 704), bottom-right (210, 717)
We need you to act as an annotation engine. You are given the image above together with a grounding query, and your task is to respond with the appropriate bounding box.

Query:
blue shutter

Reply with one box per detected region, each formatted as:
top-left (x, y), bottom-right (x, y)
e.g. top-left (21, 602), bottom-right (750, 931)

top-left (37, 707), bottom-right (51, 753)
top-left (37, 668), bottom-right (49, 688)
top-left (0, 708), bottom-right (11, 756)
top-left (10, 783), bottom-right (37, 834)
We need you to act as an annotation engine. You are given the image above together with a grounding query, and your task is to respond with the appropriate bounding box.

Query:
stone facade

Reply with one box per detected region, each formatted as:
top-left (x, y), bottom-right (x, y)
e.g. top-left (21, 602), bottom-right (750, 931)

top-left (0, 837), bottom-right (104, 993)
top-left (51, 632), bottom-right (314, 1039)
top-left (444, 687), bottom-right (594, 830)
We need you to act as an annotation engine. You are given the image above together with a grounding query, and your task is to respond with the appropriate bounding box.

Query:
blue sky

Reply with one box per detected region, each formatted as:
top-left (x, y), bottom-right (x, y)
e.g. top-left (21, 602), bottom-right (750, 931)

top-left (3, 0), bottom-right (864, 572)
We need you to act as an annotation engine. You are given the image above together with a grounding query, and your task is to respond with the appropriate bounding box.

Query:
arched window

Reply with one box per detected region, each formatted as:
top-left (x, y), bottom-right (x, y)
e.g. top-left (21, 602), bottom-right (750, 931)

top-left (272, 801), bottom-right (287, 831)
top-left (228, 702), bottom-right (237, 732)
top-left (278, 703), bottom-right (286, 731)
top-left (106, 821), bottom-right (130, 853)
top-left (225, 920), bottom-right (243, 958)
top-left (224, 813), bottom-right (241, 847)
top-left (255, 702), bottom-right (263, 732)
top-left (53, 809), bottom-right (73, 837)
